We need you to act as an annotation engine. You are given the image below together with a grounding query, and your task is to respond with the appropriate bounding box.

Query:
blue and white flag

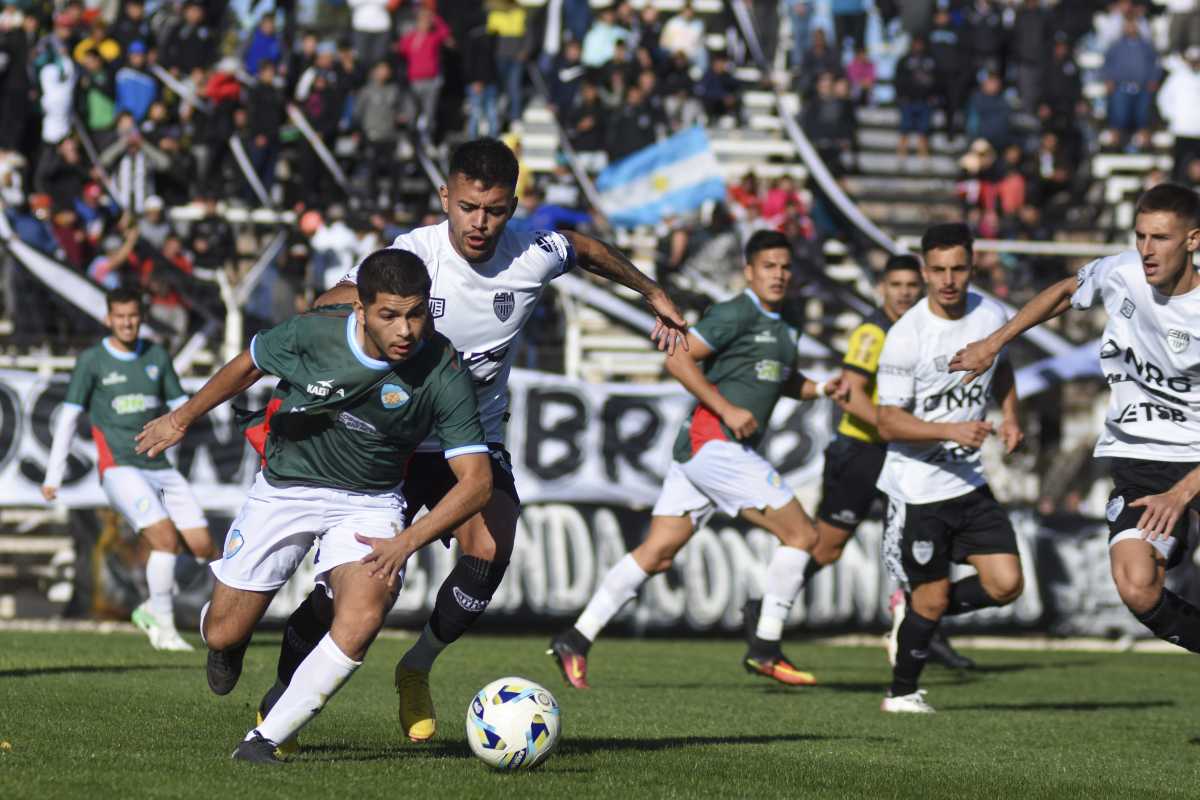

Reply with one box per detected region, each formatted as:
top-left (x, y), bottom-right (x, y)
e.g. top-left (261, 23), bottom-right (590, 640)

top-left (596, 127), bottom-right (726, 228)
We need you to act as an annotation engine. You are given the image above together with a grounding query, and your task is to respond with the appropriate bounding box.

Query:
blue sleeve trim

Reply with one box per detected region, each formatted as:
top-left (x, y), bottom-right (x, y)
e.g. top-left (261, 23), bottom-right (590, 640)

top-left (691, 329), bottom-right (714, 351)
top-left (62, 402), bottom-right (84, 411)
top-left (444, 444), bottom-right (490, 460)
top-left (167, 396), bottom-right (188, 410)
top-left (249, 335), bottom-right (263, 371)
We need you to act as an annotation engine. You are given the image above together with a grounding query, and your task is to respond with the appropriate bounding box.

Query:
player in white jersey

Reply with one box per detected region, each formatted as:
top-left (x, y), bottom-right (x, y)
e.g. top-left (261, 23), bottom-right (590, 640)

top-left (261, 138), bottom-right (689, 744)
top-left (875, 224), bottom-right (1025, 714)
top-left (952, 184), bottom-right (1200, 662)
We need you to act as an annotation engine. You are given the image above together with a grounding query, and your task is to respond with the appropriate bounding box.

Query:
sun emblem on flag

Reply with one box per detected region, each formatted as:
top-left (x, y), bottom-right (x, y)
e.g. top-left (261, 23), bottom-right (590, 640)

top-left (652, 173), bottom-right (670, 192)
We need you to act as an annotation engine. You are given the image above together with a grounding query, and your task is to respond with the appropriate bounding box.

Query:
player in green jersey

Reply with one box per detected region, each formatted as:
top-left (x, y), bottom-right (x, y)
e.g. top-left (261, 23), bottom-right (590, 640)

top-left (549, 231), bottom-right (847, 688)
top-left (42, 287), bottom-right (214, 651)
top-left (136, 249), bottom-right (493, 764)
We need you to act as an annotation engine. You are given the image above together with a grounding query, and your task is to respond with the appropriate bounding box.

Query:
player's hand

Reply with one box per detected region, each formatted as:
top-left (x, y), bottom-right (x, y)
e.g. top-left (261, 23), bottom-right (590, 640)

top-left (135, 410), bottom-right (189, 457)
top-left (999, 417), bottom-right (1024, 455)
top-left (949, 339), bottom-right (1000, 385)
top-left (721, 405), bottom-right (758, 439)
top-left (948, 420), bottom-right (994, 450)
top-left (647, 288), bottom-right (689, 356)
top-left (825, 375), bottom-right (850, 404)
top-left (356, 525), bottom-right (413, 590)
top-left (1130, 488), bottom-right (1192, 541)
top-left (41, 485), bottom-right (57, 502)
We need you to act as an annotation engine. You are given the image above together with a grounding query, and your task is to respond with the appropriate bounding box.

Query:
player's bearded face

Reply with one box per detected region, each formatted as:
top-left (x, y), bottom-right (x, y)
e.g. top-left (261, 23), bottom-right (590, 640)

top-left (921, 246), bottom-right (972, 312)
top-left (743, 247), bottom-right (792, 309)
top-left (359, 293), bottom-right (429, 362)
top-left (105, 301), bottom-right (142, 346)
top-left (1134, 210), bottom-right (1200, 291)
top-left (441, 174), bottom-right (517, 263)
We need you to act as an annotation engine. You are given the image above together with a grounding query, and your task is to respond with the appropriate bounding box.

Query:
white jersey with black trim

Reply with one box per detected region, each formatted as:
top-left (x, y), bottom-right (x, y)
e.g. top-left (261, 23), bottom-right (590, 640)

top-left (874, 293), bottom-right (1010, 504)
top-left (342, 221), bottom-right (576, 449)
top-left (1072, 249), bottom-right (1200, 462)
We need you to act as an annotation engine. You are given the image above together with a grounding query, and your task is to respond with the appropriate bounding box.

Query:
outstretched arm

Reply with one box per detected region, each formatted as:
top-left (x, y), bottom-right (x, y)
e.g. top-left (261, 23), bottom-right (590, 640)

top-left (562, 230), bottom-right (689, 355)
top-left (135, 351), bottom-right (263, 457)
top-left (949, 275), bottom-right (1076, 382)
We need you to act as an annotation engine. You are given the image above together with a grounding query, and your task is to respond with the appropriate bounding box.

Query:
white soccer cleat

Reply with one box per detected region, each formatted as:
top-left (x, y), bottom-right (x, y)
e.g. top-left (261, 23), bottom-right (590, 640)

top-left (132, 602), bottom-right (194, 651)
top-left (881, 690), bottom-right (935, 714)
top-left (885, 589), bottom-right (906, 667)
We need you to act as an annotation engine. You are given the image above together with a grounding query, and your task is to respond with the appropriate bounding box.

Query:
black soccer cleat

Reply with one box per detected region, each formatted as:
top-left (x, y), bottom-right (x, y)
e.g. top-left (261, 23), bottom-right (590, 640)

top-left (231, 732), bottom-right (286, 765)
top-left (546, 628), bottom-right (591, 689)
top-left (207, 639), bottom-right (249, 696)
top-left (928, 630), bottom-right (976, 670)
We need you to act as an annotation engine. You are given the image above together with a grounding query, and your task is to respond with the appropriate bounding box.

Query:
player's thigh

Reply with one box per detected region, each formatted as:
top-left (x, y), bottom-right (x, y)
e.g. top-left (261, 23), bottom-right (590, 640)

top-left (1105, 464), bottom-right (1193, 571)
top-left (325, 561), bottom-right (399, 658)
top-left (895, 498), bottom-right (954, 590)
top-left (950, 488), bottom-right (1020, 568)
top-left (454, 489), bottom-right (521, 562)
top-left (206, 578), bottom-right (275, 647)
top-left (740, 498), bottom-right (817, 550)
top-left (680, 440), bottom-right (796, 521)
top-left (101, 466), bottom-right (171, 538)
top-left (1109, 538), bottom-right (1168, 603)
top-left (149, 468), bottom-right (210, 548)
top-left (966, 552), bottom-right (1024, 603)
top-left (317, 488), bottom-right (406, 589)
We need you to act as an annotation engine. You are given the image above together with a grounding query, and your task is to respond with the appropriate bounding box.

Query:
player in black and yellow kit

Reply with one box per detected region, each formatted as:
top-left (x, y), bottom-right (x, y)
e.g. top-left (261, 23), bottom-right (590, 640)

top-left (811, 256), bottom-right (975, 669)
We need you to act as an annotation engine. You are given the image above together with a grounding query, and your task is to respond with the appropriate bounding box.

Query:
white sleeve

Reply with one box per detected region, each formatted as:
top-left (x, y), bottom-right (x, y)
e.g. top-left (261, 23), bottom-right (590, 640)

top-left (531, 230), bottom-right (576, 280)
top-left (340, 229), bottom-right (424, 285)
top-left (1070, 254), bottom-right (1120, 311)
top-left (875, 323), bottom-right (918, 410)
top-left (44, 403), bottom-right (83, 489)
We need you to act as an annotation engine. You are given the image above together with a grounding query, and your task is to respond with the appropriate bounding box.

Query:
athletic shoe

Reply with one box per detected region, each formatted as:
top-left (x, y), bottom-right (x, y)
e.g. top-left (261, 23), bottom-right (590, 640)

top-left (928, 630), bottom-right (976, 670)
top-left (394, 663), bottom-right (436, 742)
top-left (881, 689), bottom-right (935, 714)
top-left (231, 732), bottom-right (286, 765)
top-left (885, 589), bottom-right (906, 667)
top-left (131, 602), bottom-right (194, 652)
top-left (546, 629), bottom-right (591, 690)
top-left (206, 640), bottom-right (248, 696)
top-left (257, 682), bottom-right (299, 757)
top-left (743, 651), bottom-right (818, 686)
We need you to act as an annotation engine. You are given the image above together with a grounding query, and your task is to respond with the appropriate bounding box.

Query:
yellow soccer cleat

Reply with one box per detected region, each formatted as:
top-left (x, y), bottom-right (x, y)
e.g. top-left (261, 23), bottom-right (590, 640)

top-left (255, 711), bottom-right (300, 757)
top-left (395, 663), bottom-right (436, 742)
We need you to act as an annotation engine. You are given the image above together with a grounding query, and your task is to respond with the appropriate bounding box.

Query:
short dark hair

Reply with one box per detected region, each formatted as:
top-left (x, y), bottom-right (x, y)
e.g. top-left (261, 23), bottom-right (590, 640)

top-left (448, 138), bottom-right (519, 192)
top-left (1135, 183), bottom-right (1200, 228)
top-left (106, 286), bottom-right (143, 311)
top-left (745, 230), bottom-right (791, 263)
top-left (883, 254), bottom-right (922, 274)
top-left (357, 248), bottom-right (431, 306)
top-left (920, 223), bottom-right (973, 258)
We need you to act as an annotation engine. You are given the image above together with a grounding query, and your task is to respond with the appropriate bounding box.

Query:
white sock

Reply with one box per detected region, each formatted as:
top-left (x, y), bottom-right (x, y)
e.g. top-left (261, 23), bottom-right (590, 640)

top-left (756, 546), bottom-right (811, 642)
top-left (575, 553), bottom-right (649, 641)
top-left (146, 551), bottom-right (177, 620)
top-left (400, 623), bottom-right (448, 673)
top-left (255, 634), bottom-right (360, 745)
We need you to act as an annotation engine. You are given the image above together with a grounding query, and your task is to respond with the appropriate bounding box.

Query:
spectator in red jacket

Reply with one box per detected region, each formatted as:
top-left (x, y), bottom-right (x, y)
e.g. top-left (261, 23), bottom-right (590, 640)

top-left (396, 6), bottom-right (452, 134)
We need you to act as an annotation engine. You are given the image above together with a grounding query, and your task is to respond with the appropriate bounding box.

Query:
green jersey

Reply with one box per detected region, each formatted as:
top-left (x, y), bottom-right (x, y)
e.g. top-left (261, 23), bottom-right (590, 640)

top-left (249, 308), bottom-right (486, 492)
top-left (64, 338), bottom-right (186, 473)
top-left (672, 290), bottom-right (802, 463)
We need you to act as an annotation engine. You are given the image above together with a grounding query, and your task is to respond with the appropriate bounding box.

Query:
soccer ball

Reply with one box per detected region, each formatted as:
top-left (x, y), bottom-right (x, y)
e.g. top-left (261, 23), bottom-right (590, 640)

top-left (466, 676), bottom-right (561, 770)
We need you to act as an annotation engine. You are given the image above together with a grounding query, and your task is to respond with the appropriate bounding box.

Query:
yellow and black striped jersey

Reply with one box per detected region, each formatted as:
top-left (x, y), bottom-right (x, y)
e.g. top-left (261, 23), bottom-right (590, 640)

top-left (837, 309), bottom-right (892, 444)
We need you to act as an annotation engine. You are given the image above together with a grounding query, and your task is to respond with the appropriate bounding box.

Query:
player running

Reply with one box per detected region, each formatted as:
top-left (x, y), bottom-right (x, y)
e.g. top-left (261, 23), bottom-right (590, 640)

top-left (951, 184), bottom-right (1200, 665)
top-left (810, 256), bottom-right (974, 669)
top-left (42, 287), bottom-right (213, 651)
top-left (875, 224), bottom-right (1025, 714)
top-left (548, 230), bottom-right (846, 689)
top-left (136, 249), bottom-right (493, 764)
top-left (262, 137), bottom-right (689, 744)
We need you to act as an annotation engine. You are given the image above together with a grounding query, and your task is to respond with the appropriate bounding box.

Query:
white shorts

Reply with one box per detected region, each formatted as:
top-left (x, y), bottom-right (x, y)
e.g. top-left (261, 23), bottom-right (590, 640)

top-left (651, 440), bottom-right (796, 526)
top-left (101, 466), bottom-right (207, 533)
top-left (210, 472), bottom-right (407, 593)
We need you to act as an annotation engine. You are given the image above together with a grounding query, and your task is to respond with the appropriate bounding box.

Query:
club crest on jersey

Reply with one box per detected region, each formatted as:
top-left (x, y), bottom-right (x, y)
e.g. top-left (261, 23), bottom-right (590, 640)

top-left (1120, 298), bottom-right (1136, 318)
top-left (145, 364), bottom-right (159, 381)
top-left (224, 529), bottom-right (244, 559)
top-left (381, 383), bottom-right (410, 409)
top-left (1168, 329), bottom-right (1190, 354)
top-left (493, 291), bottom-right (515, 322)
top-left (912, 540), bottom-right (934, 565)
top-left (429, 297), bottom-right (446, 318)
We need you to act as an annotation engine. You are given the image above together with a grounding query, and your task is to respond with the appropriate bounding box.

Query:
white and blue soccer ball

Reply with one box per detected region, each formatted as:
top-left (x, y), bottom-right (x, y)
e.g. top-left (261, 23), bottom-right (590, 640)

top-left (466, 676), bottom-right (561, 770)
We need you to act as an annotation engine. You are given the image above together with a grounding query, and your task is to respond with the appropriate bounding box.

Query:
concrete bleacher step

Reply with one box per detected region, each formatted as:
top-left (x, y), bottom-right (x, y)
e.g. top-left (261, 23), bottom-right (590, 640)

top-left (858, 200), bottom-right (961, 225)
top-left (843, 175), bottom-right (958, 198)
top-left (855, 151), bottom-right (959, 177)
top-left (856, 128), bottom-right (969, 155)
top-left (856, 106), bottom-right (948, 129)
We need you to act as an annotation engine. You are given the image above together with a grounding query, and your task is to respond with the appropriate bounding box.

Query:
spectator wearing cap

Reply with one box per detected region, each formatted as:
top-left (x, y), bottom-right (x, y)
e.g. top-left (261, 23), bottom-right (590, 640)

top-left (1158, 46), bottom-right (1200, 181)
top-left (396, 6), bottom-right (451, 134)
top-left (244, 14), bottom-right (282, 76)
top-left (75, 181), bottom-right (116, 241)
top-left (111, 0), bottom-right (154, 58)
top-left (658, 2), bottom-right (705, 72)
top-left (1103, 17), bottom-right (1159, 151)
top-left (163, 2), bottom-right (215, 75)
top-left (73, 18), bottom-right (121, 66)
top-left (138, 195), bottom-right (173, 249)
top-left (115, 41), bottom-right (158, 122)
top-left (347, 0), bottom-right (392, 70)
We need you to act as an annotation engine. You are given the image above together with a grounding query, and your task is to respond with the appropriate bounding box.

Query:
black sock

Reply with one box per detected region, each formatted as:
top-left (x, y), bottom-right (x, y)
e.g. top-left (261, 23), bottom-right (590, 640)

top-left (891, 610), bottom-right (939, 697)
top-left (802, 558), bottom-right (823, 584)
top-left (276, 589), bottom-right (333, 686)
top-left (944, 575), bottom-right (1000, 616)
top-left (428, 557), bottom-right (508, 645)
top-left (1135, 590), bottom-right (1200, 654)
top-left (562, 626), bottom-right (593, 655)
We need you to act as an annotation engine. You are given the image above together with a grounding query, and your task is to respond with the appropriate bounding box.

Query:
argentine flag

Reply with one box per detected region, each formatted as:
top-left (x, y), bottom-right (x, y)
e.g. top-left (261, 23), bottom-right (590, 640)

top-left (596, 127), bottom-right (726, 228)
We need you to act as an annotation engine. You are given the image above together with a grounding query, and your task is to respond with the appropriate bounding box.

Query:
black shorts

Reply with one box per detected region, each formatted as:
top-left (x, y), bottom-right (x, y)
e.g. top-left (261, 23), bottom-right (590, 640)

top-left (405, 445), bottom-right (521, 516)
top-left (1105, 458), bottom-right (1200, 570)
top-left (815, 436), bottom-right (887, 531)
top-left (883, 486), bottom-right (1017, 588)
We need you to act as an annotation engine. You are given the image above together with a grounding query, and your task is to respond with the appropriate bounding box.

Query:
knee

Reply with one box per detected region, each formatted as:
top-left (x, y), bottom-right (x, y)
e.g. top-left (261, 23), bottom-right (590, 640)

top-left (459, 534), bottom-right (499, 562)
top-left (191, 537), bottom-right (217, 561)
top-left (632, 545), bottom-right (674, 576)
top-left (983, 572), bottom-right (1024, 606)
top-left (911, 587), bottom-right (950, 620)
top-left (812, 539), bottom-right (846, 568)
top-left (203, 617), bottom-right (247, 652)
top-left (774, 525), bottom-right (818, 552)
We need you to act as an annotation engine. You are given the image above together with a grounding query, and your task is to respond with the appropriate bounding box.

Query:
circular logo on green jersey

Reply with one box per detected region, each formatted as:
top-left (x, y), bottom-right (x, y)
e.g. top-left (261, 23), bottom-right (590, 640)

top-left (145, 364), bottom-right (159, 381)
top-left (381, 383), bottom-right (410, 409)
top-left (224, 530), bottom-right (245, 559)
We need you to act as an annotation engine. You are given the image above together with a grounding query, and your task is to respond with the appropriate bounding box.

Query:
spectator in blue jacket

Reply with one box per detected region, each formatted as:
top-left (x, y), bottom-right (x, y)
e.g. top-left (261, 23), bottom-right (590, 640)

top-left (244, 14), bottom-right (282, 76)
top-left (114, 41), bottom-right (158, 122)
top-left (967, 71), bottom-right (1012, 152)
top-left (1103, 17), bottom-right (1160, 151)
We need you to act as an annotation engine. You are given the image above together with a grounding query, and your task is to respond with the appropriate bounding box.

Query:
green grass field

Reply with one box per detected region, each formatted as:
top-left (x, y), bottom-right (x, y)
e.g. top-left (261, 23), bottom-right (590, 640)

top-left (0, 630), bottom-right (1197, 799)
